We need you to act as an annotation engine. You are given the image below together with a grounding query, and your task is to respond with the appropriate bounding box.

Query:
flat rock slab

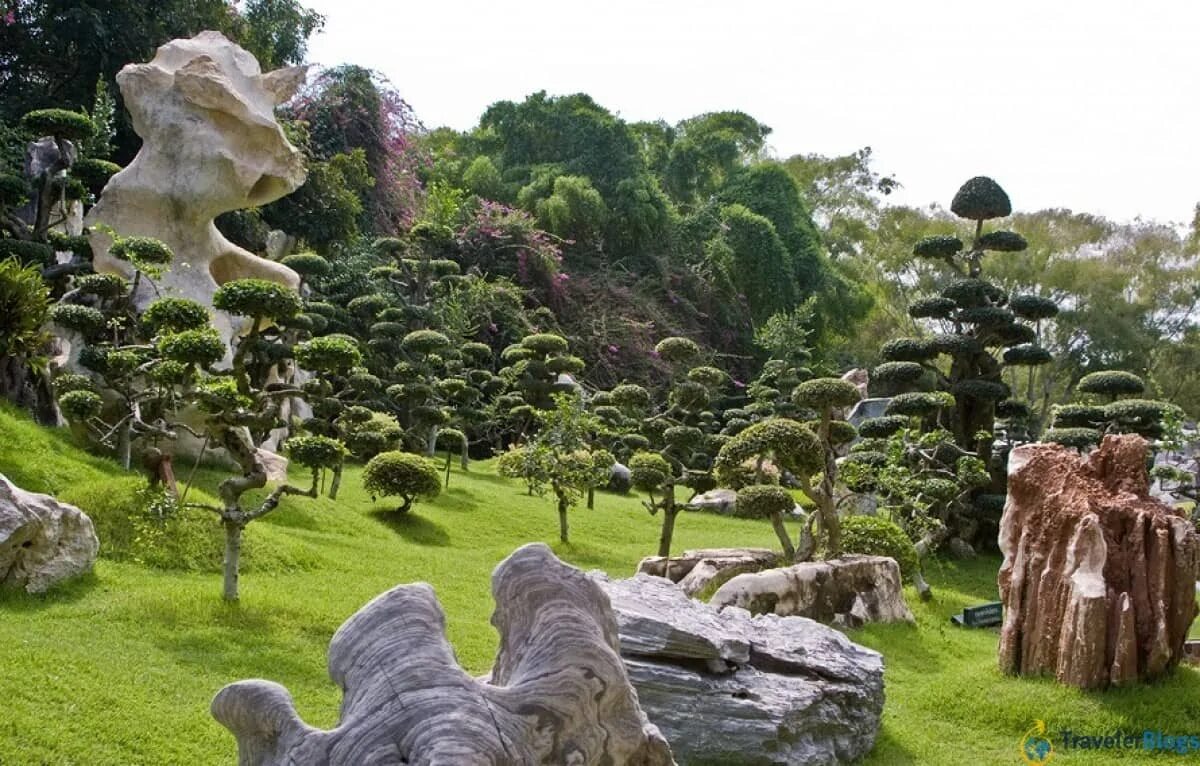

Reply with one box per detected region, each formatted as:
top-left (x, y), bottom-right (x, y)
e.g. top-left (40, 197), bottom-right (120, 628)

top-left (710, 555), bottom-right (915, 627)
top-left (596, 572), bottom-right (884, 765)
top-left (0, 473), bottom-right (98, 593)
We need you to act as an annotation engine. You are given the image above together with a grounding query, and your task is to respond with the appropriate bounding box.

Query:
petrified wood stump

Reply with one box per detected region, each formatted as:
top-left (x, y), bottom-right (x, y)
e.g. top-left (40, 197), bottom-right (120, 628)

top-left (998, 435), bottom-right (1200, 689)
top-left (211, 543), bottom-right (675, 765)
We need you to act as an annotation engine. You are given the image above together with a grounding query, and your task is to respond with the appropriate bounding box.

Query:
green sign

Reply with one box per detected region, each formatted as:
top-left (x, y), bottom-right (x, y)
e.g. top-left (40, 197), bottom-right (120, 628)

top-left (951, 601), bottom-right (1003, 628)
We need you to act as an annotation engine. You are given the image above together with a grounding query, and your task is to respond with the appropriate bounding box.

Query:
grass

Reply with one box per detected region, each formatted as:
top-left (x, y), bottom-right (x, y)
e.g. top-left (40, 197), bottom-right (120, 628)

top-left (1, 403), bottom-right (1198, 764)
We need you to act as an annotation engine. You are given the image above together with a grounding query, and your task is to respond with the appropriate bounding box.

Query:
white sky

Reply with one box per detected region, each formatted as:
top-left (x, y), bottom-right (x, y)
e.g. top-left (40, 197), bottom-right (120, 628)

top-left (302, 0), bottom-right (1200, 225)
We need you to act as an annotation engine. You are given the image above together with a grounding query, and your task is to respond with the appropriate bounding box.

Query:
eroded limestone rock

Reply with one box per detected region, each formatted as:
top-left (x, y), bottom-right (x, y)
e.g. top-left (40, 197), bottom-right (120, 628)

top-left (710, 555), bottom-right (915, 627)
top-left (86, 31), bottom-right (306, 346)
top-left (596, 573), bottom-right (884, 765)
top-left (211, 543), bottom-right (675, 765)
top-left (998, 434), bottom-right (1200, 689)
top-left (637, 547), bottom-right (779, 596)
top-left (0, 473), bottom-right (98, 593)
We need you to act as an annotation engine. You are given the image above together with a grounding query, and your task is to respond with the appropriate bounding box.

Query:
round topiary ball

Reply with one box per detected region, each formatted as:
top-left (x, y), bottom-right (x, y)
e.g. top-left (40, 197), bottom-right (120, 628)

top-left (976, 230), bottom-right (1028, 252)
top-left (908, 296), bottom-right (958, 320)
top-left (952, 379), bottom-right (1011, 402)
top-left (213, 278), bottom-right (302, 320)
top-left (70, 158), bottom-right (121, 193)
top-left (995, 399), bottom-right (1032, 420)
top-left (74, 273), bottom-right (126, 300)
top-left (1002, 344), bottom-right (1052, 366)
top-left (142, 297), bottom-right (210, 334)
top-left (1042, 427), bottom-right (1101, 450)
top-left (871, 361), bottom-right (925, 387)
top-left (157, 327), bottom-right (225, 367)
top-left (0, 239), bottom-right (54, 267)
top-left (401, 329), bottom-right (452, 356)
top-left (281, 252), bottom-right (332, 280)
top-left (629, 451), bottom-right (672, 492)
top-left (734, 484), bottom-right (794, 520)
top-left (294, 335), bottom-right (362, 374)
top-left (1050, 403), bottom-right (1106, 428)
top-left (362, 451), bottom-right (443, 512)
top-left (913, 235), bottom-right (963, 259)
top-left (881, 337), bottom-right (938, 362)
top-left (1077, 370), bottom-right (1146, 399)
top-left (950, 176), bottom-right (1012, 221)
top-left (1008, 294), bottom-right (1059, 321)
top-left (793, 377), bottom-right (861, 411)
top-left (521, 333), bottom-right (570, 357)
top-left (654, 336), bottom-right (701, 365)
top-left (857, 415), bottom-right (909, 439)
top-left (0, 173), bottom-right (29, 206)
top-left (21, 108), bottom-right (95, 141)
top-left (687, 365), bottom-right (729, 389)
top-left (839, 515), bottom-right (919, 582)
top-left (48, 303), bottom-right (107, 338)
top-left (57, 389), bottom-right (103, 422)
top-left (886, 391), bottom-right (950, 417)
top-left (286, 435), bottom-right (346, 470)
top-left (547, 355), bottom-right (586, 375)
top-left (940, 278), bottom-right (994, 308)
top-left (109, 236), bottom-right (173, 268)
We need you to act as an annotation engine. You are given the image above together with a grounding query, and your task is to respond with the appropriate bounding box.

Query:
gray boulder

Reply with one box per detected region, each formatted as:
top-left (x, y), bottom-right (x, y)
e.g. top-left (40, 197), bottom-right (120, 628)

top-left (596, 573), bottom-right (885, 765)
top-left (608, 461), bottom-right (632, 494)
top-left (0, 473), bottom-right (99, 593)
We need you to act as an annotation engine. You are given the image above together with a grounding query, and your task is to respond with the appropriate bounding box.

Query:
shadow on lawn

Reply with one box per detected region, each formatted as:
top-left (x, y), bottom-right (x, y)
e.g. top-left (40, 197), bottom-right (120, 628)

top-left (369, 507), bottom-right (451, 546)
top-left (0, 571), bottom-right (98, 611)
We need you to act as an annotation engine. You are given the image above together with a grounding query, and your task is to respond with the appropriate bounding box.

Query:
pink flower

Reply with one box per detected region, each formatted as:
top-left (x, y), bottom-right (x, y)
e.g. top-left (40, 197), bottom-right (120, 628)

top-left (3, 10), bottom-right (14, 24)
top-left (487, 322), bottom-right (498, 333)
top-left (733, 380), bottom-right (746, 388)
top-left (607, 344), bottom-right (619, 354)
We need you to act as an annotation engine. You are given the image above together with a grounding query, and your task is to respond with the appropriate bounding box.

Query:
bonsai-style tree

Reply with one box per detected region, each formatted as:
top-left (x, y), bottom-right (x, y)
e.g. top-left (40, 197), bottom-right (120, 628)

top-left (1046, 370), bottom-right (1183, 450)
top-left (497, 393), bottom-right (610, 542)
top-left (362, 450), bottom-right (443, 513)
top-left (714, 418), bottom-right (823, 560)
top-left (791, 377), bottom-right (862, 557)
top-left (293, 334), bottom-right (366, 498)
top-left (878, 176), bottom-right (1054, 545)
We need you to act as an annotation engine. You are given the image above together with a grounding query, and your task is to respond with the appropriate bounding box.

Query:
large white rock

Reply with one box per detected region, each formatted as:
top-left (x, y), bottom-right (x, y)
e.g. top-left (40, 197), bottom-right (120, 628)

top-left (711, 555), bottom-right (915, 628)
top-left (595, 572), bottom-right (885, 765)
top-left (85, 31), bottom-right (306, 346)
top-left (0, 474), bottom-right (99, 593)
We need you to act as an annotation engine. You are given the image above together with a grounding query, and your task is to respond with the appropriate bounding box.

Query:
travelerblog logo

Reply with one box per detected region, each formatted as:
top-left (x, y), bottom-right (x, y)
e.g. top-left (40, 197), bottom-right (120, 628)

top-left (1021, 720), bottom-right (1200, 763)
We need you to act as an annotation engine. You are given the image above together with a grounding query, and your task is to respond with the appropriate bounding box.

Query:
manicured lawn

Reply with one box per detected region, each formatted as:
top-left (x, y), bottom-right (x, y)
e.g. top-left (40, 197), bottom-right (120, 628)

top-left (2, 406), bottom-right (1198, 764)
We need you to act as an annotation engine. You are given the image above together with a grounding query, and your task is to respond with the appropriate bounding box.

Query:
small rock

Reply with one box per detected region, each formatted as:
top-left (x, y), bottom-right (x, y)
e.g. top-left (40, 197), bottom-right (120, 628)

top-left (947, 537), bottom-right (976, 559)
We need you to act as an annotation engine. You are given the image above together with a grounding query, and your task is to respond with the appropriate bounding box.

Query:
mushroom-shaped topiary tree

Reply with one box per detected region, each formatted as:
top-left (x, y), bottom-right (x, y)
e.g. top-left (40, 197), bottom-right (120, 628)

top-left (362, 450), bottom-right (443, 513)
top-left (714, 418), bottom-right (824, 560)
top-left (791, 377), bottom-right (862, 558)
top-left (1046, 370), bottom-right (1183, 449)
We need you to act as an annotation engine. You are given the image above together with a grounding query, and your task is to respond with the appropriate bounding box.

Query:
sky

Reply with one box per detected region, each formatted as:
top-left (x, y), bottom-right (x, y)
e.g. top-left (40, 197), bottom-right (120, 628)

top-left (302, 0), bottom-right (1200, 225)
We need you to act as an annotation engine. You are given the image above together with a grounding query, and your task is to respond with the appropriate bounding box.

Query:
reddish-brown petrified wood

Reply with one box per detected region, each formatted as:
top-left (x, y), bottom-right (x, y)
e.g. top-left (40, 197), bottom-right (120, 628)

top-left (998, 434), bottom-right (1199, 689)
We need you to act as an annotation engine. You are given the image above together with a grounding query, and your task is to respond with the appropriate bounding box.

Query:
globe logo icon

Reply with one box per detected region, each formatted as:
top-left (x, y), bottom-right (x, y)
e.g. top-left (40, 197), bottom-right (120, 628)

top-left (1020, 720), bottom-right (1054, 764)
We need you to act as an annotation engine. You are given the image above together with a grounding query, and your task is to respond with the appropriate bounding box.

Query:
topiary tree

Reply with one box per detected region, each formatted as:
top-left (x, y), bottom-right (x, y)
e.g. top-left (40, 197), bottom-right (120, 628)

top-left (839, 515), bottom-right (919, 583)
top-left (878, 177), bottom-right (1054, 547)
top-left (714, 418), bottom-right (823, 560)
top-left (1047, 370), bottom-right (1184, 450)
top-left (791, 377), bottom-right (862, 558)
top-left (362, 450), bottom-right (443, 513)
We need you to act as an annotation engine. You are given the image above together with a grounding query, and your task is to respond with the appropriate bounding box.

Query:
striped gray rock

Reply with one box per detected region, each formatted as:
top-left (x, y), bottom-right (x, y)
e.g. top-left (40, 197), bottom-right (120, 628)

top-left (596, 573), bottom-right (884, 765)
top-left (211, 543), bottom-right (675, 765)
top-left (0, 473), bottom-right (98, 593)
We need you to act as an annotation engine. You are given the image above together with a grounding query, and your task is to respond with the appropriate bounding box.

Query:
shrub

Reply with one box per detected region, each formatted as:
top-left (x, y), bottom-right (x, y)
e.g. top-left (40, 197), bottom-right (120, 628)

top-left (734, 484), bottom-right (793, 520)
top-left (629, 451), bottom-right (672, 492)
top-left (913, 235), bottom-right (963, 259)
top-left (952, 379), bottom-right (1011, 401)
top-left (401, 329), bottom-right (452, 355)
top-left (70, 157), bottom-right (121, 192)
top-left (48, 304), bottom-right (106, 338)
top-left (950, 176), bottom-right (1011, 221)
top-left (1042, 427), bottom-right (1101, 450)
top-left (839, 515), bottom-right (920, 582)
top-left (857, 415), bottom-right (908, 439)
top-left (74, 273), bottom-right (125, 299)
top-left (1009, 294), bottom-right (1059, 320)
top-left (362, 451), bottom-right (443, 513)
top-left (1050, 404), bottom-right (1105, 428)
top-left (521, 332), bottom-right (570, 356)
top-left (881, 337), bottom-right (937, 362)
top-left (157, 328), bottom-right (225, 367)
top-left (871, 361), bottom-right (925, 387)
top-left (285, 435), bottom-right (345, 470)
top-left (213, 278), bottom-right (302, 320)
top-left (1077, 370), bottom-right (1145, 399)
top-left (142, 297), bottom-right (210, 334)
top-left (654, 336), bottom-right (701, 365)
top-left (57, 389), bottom-right (103, 421)
top-left (0, 239), bottom-right (54, 267)
top-left (0, 174), bottom-right (29, 206)
top-left (976, 230), bottom-right (1027, 252)
top-left (109, 236), bottom-right (173, 268)
top-left (294, 335), bottom-right (362, 374)
top-left (280, 252), bottom-right (331, 279)
top-left (1003, 344), bottom-right (1052, 366)
top-left (21, 108), bottom-right (95, 141)
top-left (793, 377), bottom-right (860, 410)
top-left (886, 391), bottom-right (951, 417)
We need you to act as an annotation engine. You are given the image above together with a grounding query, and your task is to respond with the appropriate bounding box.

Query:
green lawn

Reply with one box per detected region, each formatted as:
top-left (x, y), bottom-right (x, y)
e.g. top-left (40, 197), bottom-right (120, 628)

top-left (2, 405), bottom-right (1198, 765)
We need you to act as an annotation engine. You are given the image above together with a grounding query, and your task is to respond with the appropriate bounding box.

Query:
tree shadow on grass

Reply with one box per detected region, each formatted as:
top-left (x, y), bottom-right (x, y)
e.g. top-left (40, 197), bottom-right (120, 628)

top-left (368, 507), bottom-right (450, 546)
top-left (862, 725), bottom-right (919, 765)
top-left (0, 570), bottom-right (98, 612)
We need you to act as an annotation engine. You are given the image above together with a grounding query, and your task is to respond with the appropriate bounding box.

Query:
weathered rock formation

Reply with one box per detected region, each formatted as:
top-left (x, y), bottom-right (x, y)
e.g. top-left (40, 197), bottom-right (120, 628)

top-left (710, 555), bottom-right (915, 628)
top-left (638, 547), bottom-right (779, 596)
top-left (0, 474), bottom-right (98, 593)
top-left (86, 31), bottom-right (306, 346)
top-left (211, 543), bottom-right (675, 765)
top-left (998, 434), bottom-right (1200, 689)
top-left (596, 572), bottom-right (885, 765)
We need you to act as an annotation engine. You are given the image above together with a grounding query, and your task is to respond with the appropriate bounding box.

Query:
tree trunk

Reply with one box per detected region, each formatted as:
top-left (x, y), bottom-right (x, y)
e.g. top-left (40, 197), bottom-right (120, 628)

top-left (558, 496), bottom-right (569, 542)
top-left (118, 419), bottom-right (133, 471)
top-left (329, 460), bottom-right (343, 500)
top-left (460, 439), bottom-right (470, 471)
top-left (770, 512), bottom-right (795, 560)
top-left (222, 520), bottom-right (244, 602)
top-left (426, 424), bottom-right (439, 457)
top-left (444, 451), bottom-right (452, 487)
top-left (656, 487), bottom-right (677, 559)
top-left (587, 486), bottom-right (594, 510)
